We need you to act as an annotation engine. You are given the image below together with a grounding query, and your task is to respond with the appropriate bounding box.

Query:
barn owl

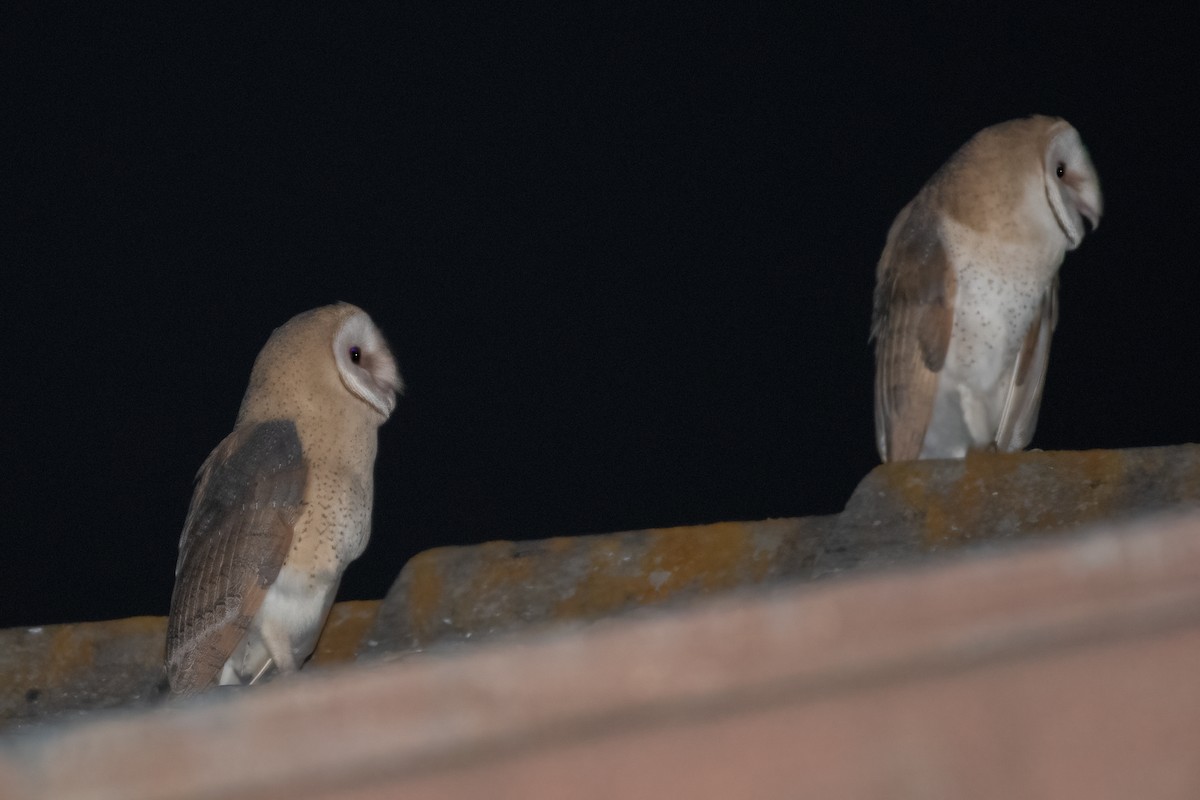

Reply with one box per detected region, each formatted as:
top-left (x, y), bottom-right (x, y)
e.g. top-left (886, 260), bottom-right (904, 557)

top-left (166, 302), bottom-right (401, 694)
top-left (871, 115), bottom-right (1102, 462)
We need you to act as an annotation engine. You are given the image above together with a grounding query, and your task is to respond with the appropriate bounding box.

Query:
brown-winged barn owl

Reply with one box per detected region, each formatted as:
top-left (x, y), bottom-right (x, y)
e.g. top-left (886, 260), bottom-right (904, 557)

top-left (166, 302), bottom-right (401, 694)
top-left (872, 115), bottom-right (1102, 462)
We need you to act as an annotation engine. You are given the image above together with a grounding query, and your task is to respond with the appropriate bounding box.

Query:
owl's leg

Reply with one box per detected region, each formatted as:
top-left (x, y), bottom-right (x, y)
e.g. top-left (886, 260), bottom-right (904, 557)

top-left (248, 658), bottom-right (275, 685)
top-left (248, 619), bottom-right (299, 684)
top-left (956, 383), bottom-right (995, 448)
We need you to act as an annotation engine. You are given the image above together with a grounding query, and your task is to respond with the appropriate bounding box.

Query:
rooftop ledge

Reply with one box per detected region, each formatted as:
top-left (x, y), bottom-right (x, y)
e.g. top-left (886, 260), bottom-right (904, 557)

top-left (3, 444), bottom-right (1200, 798)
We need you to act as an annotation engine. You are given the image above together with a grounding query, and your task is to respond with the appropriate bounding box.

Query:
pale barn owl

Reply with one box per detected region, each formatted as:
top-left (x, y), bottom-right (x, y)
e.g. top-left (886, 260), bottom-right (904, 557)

top-left (166, 303), bottom-right (401, 694)
top-left (871, 115), bottom-right (1102, 462)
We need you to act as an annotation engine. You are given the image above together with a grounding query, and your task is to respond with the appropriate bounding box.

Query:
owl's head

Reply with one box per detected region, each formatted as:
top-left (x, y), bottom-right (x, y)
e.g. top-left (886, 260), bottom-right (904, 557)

top-left (238, 302), bottom-right (402, 425)
top-left (1040, 118), bottom-right (1103, 250)
top-left (331, 304), bottom-right (402, 420)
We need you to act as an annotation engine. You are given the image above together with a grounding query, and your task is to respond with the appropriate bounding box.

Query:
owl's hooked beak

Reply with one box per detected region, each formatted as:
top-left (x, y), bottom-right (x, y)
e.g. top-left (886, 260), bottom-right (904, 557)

top-left (375, 374), bottom-right (402, 418)
top-left (1078, 199), bottom-right (1101, 235)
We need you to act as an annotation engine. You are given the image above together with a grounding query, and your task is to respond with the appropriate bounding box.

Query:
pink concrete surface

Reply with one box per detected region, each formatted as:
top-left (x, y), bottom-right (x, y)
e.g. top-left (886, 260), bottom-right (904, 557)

top-left (4, 511), bottom-right (1200, 799)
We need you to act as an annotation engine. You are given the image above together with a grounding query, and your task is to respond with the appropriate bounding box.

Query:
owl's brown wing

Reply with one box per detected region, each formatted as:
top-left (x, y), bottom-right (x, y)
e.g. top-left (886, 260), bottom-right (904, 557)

top-left (166, 420), bottom-right (307, 695)
top-left (995, 276), bottom-right (1058, 452)
top-left (871, 196), bottom-right (956, 462)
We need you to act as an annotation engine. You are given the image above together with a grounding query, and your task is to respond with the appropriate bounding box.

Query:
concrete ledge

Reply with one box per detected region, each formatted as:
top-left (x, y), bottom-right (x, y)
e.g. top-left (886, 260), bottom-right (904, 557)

top-left (363, 516), bottom-right (828, 655)
top-left (4, 511), bottom-right (1200, 798)
top-left (0, 602), bottom-right (380, 734)
top-left (6, 445), bottom-right (1199, 732)
top-left (365, 444), bottom-right (1200, 654)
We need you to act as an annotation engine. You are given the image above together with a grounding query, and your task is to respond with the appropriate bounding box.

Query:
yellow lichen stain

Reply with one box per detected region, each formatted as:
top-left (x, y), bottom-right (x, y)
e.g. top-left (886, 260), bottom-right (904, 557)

top-left (883, 448), bottom-right (1138, 549)
top-left (880, 460), bottom-right (957, 548)
top-left (100, 616), bottom-right (167, 638)
top-left (544, 536), bottom-right (576, 556)
top-left (46, 625), bottom-right (94, 684)
top-left (403, 551), bottom-right (448, 643)
top-left (551, 535), bottom-right (642, 618)
top-left (934, 450), bottom-right (1028, 546)
top-left (310, 601), bottom-right (381, 665)
top-left (444, 542), bottom-right (542, 633)
top-left (554, 522), bottom-right (771, 619)
top-left (646, 522), bottom-right (774, 592)
top-left (1180, 448), bottom-right (1200, 500)
top-left (469, 541), bottom-right (539, 596)
top-left (2, 617), bottom-right (167, 696)
top-left (1023, 449), bottom-right (1126, 533)
top-left (401, 538), bottom-right (602, 643)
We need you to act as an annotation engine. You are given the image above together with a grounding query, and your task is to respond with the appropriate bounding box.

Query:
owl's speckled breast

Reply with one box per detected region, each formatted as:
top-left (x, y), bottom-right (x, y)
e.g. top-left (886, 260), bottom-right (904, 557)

top-left (939, 217), bottom-right (1062, 392)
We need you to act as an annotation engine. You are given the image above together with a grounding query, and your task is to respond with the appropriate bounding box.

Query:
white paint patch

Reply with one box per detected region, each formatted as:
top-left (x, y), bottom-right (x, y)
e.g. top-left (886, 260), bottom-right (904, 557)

top-left (648, 570), bottom-right (672, 591)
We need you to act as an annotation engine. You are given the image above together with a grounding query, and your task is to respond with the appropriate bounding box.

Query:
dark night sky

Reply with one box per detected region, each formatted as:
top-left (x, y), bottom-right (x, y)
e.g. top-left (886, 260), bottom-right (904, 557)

top-left (4, 5), bottom-right (1198, 628)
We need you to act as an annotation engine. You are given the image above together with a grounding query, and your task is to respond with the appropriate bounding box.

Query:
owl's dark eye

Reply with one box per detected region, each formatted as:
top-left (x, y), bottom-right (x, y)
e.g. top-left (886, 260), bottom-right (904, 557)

top-left (349, 346), bottom-right (361, 363)
top-left (1056, 162), bottom-right (1066, 178)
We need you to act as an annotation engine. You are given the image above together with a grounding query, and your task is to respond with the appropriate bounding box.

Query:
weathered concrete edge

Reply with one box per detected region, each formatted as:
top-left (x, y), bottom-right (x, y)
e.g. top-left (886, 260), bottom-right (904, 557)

top-left (3, 509), bottom-right (1199, 799)
top-left (0, 601), bottom-right (381, 733)
top-left (363, 515), bottom-right (836, 657)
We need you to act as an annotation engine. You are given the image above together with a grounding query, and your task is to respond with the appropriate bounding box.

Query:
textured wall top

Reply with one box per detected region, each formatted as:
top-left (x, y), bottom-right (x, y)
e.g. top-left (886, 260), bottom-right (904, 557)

top-left (0, 602), bottom-right (377, 734)
top-left (3, 444), bottom-right (1199, 732)
top-left (4, 510), bottom-right (1200, 799)
top-left (364, 444), bottom-right (1200, 656)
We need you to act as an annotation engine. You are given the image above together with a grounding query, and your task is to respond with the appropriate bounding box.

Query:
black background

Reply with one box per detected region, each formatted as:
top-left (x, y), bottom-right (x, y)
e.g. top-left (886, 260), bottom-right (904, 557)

top-left (5, 5), bottom-right (1198, 628)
